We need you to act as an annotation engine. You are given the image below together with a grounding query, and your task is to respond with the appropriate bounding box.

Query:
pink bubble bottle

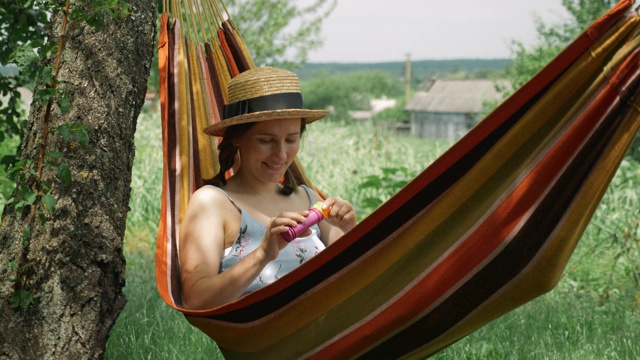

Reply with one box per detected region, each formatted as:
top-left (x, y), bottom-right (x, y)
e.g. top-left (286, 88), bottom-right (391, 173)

top-left (281, 202), bottom-right (330, 242)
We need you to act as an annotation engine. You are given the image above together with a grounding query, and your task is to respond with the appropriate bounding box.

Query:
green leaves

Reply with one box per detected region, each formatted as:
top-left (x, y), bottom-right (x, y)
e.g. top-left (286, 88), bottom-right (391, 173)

top-left (56, 123), bottom-right (73, 141)
top-left (41, 194), bottom-right (57, 213)
top-left (56, 163), bottom-right (72, 186)
top-left (229, 0), bottom-right (336, 69)
top-left (33, 87), bottom-right (71, 115)
top-left (48, 123), bottom-right (90, 186)
top-left (11, 43), bottom-right (70, 119)
top-left (4, 120), bottom-right (90, 217)
top-left (75, 127), bottom-right (89, 148)
top-left (356, 166), bottom-right (416, 217)
top-left (69, 0), bottom-right (131, 29)
top-left (46, 151), bottom-right (64, 160)
top-left (46, 150), bottom-right (71, 186)
top-left (12, 45), bottom-right (39, 73)
top-left (8, 257), bottom-right (40, 309)
top-left (502, 0), bottom-right (617, 97)
top-left (33, 88), bottom-right (56, 104)
top-left (363, 167), bottom-right (413, 189)
top-left (301, 70), bottom-right (405, 118)
top-left (12, 42), bottom-right (58, 88)
top-left (57, 89), bottom-right (71, 114)
top-left (10, 289), bottom-right (35, 309)
top-left (57, 123), bottom-right (89, 148)
top-left (11, 184), bottom-right (37, 209)
top-left (21, 225), bottom-right (32, 244)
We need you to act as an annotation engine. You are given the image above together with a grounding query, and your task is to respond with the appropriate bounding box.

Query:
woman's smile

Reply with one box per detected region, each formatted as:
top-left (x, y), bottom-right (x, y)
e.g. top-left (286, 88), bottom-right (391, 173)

top-left (263, 161), bottom-right (285, 171)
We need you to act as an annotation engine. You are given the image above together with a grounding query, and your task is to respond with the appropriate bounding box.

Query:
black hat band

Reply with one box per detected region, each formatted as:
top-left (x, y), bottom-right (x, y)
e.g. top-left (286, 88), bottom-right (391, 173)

top-left (223, 92), bottom-right (303, 120)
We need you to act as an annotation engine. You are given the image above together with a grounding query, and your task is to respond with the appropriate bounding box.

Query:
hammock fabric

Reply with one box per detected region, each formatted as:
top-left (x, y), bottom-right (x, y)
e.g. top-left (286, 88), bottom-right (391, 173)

top-left (155, 1), bottom-right (640, 358)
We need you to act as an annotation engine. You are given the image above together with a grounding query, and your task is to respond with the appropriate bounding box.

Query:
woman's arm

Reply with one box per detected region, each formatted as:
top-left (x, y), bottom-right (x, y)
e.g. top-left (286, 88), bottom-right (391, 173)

top-left (179, 187), bottom-right (265, 309)
top-left (179, 187), bottom-right (307, 309)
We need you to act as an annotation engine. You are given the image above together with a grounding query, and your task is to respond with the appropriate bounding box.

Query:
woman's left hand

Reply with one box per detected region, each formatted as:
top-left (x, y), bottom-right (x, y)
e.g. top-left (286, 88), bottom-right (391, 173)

top-left (321, 196), bottom-right (357, 233)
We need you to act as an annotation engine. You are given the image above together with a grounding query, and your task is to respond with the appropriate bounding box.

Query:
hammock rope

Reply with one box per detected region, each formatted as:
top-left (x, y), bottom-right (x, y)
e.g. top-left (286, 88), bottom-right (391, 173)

top-left (155, 1), bottom-right (640, 358)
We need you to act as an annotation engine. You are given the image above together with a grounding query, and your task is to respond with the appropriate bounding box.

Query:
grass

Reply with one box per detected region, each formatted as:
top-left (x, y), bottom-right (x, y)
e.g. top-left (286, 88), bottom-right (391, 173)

top-left (299, 120), bottom-right (451, 219)
top-left (103, 112), bottom-right (640, 359)
top-left (434, 283), bottom-right (640, 359)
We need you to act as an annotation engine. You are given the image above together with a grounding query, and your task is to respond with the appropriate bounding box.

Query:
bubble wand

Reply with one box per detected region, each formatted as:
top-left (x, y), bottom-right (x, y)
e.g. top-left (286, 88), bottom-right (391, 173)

top-left (281, 202), bottom-right (330, 242)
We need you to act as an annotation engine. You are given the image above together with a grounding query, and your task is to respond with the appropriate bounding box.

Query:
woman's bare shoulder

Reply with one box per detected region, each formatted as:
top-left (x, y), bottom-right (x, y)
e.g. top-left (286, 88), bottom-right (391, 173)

top-left (187, 186), bottom-right (238, 217)
top-left (180, 185), bottom-right (240, 251)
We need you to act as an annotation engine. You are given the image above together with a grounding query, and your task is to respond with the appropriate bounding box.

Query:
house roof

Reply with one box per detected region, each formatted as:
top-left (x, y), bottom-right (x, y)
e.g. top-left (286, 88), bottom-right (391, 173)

top-left (405, 78), bottom-right (503, 113)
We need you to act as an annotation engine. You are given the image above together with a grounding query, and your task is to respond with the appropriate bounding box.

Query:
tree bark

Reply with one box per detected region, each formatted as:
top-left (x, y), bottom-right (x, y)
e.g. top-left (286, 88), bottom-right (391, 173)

top-left (0, 0), bottom-right (156, 358)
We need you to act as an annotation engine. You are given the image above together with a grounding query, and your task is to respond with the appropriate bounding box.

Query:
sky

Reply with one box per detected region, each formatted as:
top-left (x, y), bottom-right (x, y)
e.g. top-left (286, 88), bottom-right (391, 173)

top-left (304, 0), bottom-right (570, 63)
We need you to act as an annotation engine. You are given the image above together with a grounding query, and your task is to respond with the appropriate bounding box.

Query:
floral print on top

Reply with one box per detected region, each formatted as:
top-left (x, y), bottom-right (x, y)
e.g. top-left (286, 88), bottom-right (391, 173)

top-left (215, 185), bottom-right (325, 296)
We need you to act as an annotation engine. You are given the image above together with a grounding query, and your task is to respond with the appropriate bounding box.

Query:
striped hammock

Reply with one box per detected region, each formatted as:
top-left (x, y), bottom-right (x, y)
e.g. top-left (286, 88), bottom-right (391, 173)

top-left (155, 0), bottom-right (640, 358)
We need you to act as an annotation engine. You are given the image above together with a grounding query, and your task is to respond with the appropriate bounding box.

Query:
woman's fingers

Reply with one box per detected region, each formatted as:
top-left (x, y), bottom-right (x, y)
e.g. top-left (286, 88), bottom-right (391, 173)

top-left (267, 211), bottom-right (311, 237)
top-left (321, 197), bottom-right (357, 231)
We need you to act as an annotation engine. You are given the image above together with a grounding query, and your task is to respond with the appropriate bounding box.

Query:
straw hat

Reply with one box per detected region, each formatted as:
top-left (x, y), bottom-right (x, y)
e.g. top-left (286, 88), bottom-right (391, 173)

top-left (203, 67), bottom-right (329, 136)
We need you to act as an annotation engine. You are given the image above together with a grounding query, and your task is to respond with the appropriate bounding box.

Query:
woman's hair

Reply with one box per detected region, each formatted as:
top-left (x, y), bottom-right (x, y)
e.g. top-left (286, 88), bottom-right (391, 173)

top-left (204, 120), bottom-right (307, 196)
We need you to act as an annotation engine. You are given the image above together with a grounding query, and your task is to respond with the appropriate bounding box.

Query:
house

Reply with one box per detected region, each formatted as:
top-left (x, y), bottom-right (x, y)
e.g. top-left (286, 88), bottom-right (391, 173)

top-left (348, 97), bottom-right (397, 121)
top-left (405, 78), bottom-right (503, 142)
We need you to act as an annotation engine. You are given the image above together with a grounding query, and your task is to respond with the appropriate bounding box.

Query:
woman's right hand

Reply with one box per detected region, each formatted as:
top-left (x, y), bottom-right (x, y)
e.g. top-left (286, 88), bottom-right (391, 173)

top-left (260, 211), bottom-right (310, 260)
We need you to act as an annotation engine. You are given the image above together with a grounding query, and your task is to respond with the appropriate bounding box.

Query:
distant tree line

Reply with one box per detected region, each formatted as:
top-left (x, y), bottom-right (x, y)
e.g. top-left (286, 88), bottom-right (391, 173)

top-left (298, 59), bottom-right (509, 123)
top-left (298, 58), bottom-right (510, 90)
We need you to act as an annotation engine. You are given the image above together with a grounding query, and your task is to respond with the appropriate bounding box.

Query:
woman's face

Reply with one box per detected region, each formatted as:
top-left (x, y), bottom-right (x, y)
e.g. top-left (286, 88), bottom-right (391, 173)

top-left (234, 118), bottom-right (303, 184)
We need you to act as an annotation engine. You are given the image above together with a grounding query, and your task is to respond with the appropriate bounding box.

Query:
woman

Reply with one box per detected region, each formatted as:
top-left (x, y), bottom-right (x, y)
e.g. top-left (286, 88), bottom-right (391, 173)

top-left (179, 67), bottom-right (358, 310)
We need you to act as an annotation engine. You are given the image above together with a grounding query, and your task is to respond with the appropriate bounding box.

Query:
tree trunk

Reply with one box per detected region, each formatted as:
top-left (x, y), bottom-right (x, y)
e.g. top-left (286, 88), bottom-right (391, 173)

top-left (0, 1), bottom-right (156, 358)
